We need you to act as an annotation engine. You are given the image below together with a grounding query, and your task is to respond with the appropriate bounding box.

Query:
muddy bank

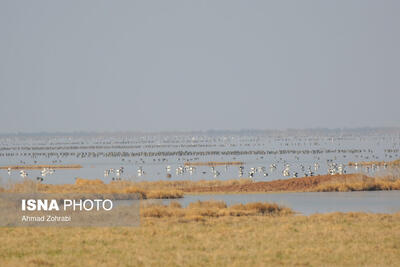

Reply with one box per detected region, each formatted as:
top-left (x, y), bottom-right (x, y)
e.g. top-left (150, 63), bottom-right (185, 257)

top-left (182, 174), bottom-right (372, 193)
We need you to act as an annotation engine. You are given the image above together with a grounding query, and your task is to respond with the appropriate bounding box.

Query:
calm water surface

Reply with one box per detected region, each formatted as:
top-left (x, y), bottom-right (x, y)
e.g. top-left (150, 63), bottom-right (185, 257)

top-left (158, 191), bottom-right (400, 215)
top-left (1, 132), bottom-right (399, 184)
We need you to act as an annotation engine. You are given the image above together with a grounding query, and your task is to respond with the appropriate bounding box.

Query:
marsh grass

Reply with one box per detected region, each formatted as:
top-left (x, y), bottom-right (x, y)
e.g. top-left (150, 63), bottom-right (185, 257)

top-left (315, 175), bottom-right (400, 192)
top-left (4, 178), bottom-right (184, 199)
top-left (146, 190), bottom-right (184, 199)
top-left (184, 161), bottom-right (244, 166)
top-left (127, 178), bottom-right (253, 190)
top-left (141, 201), bottom-right (293, 219)
top-left (348, 158), bottom-right (400, 166)
top-left (3, 178), bottom-right (253, 196)
top-left (74, 178), bottom-right (104, 185)
top-left (229, 202), bottom-right (293, 216)
top-left (4, 174), bottom-right (400, 197)
top-left (0, 212), bottom-right (399, 266)
top-left (0, 164), bottom-right (82, 170)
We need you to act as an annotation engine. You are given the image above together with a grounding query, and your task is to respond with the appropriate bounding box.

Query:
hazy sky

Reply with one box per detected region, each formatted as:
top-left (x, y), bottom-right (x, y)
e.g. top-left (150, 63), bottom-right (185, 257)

top-left (0, 1), bottom-right (399, 133)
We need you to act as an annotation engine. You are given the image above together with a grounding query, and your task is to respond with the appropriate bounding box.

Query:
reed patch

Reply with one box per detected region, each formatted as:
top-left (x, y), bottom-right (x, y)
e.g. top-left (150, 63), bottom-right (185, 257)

top-left (0, 212), bottom-right (399, 266)
top-left (141, 200), bottom-right (293, 219)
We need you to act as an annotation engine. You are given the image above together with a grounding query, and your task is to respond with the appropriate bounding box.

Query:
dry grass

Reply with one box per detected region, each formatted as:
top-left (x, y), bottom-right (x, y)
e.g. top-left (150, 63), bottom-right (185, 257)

top-left (4, 178), bottom-right (184, 200)
top-left (74, 178), bottom-right (104, 186)
top-left (141, 201), bottom-right (293, 220)
top-left (313, 173), bottom-right (400, 192)
top-left (348, 158), bottom-right (400, 167)
top-left (184, 161), bottom-right (244, 166)
top-left (0, 164), bottom-right (82, 170)
top-left (0, 212), bottom-right (399, 266)
top-left (181, 173), bottom-right (400, 193)
top-left (5, 174), bottom-right (400, 197)
top-left (146, 190), bottom-right (184, 199)
top-left (128, 178), bottom-right (253, 191)
top-left (315, 177), bottom-right (400, 192)
top-left (188, 200), bottom-right (227, 209)
top-left (123, 186), bottom-right (147, 199)
top-left (229, 202), bottom-right (293, 216)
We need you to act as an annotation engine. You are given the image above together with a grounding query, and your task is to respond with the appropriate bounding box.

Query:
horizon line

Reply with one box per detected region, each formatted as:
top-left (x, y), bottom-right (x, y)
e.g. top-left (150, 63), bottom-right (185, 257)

top-left (1, 126), bottom-right (400, 136)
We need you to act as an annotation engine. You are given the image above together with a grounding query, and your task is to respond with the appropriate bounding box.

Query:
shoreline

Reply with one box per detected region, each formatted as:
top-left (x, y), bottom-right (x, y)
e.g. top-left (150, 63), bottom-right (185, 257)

top-left (0, 164), bottom-right (83, 170)
top-left (182, 189), bottom-right (400, 195)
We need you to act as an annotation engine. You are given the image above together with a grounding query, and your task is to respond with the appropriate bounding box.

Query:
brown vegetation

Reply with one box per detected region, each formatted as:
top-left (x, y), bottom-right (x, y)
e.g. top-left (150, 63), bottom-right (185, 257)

top-left (1, 212), bottom-right (399, 266)
top-left (4, 178), bottom-right (184, 199)
top-left (141, 200), bottom-right (293, 219)
top-left (182, 173), bottom-right (397, 193)
top-left (146, 190), bottom-right (184, 199)
top-left (4, 173), bottom-right (400, 197)
top-left (184, 161), bottom-right (244, 166)
top-left (74, 178), bottom-right (104, 185)
top-left (348, 158), bottom-right (400, 167)
top-left (129, 178), bottom-right (252, 191)
top-left (0, 164), bottom-right (82, 170)
top-left (314, 177), bottom-right (400, 192)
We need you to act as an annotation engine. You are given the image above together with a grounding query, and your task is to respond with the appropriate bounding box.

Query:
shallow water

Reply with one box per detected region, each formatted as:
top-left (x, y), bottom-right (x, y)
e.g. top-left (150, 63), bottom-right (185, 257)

top-left (0, 131), bottom-right (399, 185)
top-left (159, 191), bottom-right (400, 215)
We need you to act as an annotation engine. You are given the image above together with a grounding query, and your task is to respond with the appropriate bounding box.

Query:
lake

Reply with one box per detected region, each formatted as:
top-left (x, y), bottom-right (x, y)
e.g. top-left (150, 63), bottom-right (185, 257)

top-left (0, 131), bottom-right (399, 185)
top-left (159, 191), bottom-right (400, 215)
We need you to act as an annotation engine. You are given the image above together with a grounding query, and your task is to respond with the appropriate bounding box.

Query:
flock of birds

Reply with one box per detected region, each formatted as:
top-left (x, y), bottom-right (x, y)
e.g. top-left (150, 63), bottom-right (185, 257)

top-left (6, 157), bottom-right (391, 184)
top-left (6, 167), bottom-right (56, 182)
top-left (104, 167), bottom-right (125, 181)
top-left (96, 156), bottom-right (388, 182)
top-left (5, 152), bottom-right (393, 184)
top-left (4, 140), bottom-right (397, 183)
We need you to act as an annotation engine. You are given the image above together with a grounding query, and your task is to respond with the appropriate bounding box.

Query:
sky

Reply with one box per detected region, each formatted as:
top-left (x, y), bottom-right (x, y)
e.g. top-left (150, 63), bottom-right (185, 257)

top-left (0, 0), bottom-right (399, 133)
